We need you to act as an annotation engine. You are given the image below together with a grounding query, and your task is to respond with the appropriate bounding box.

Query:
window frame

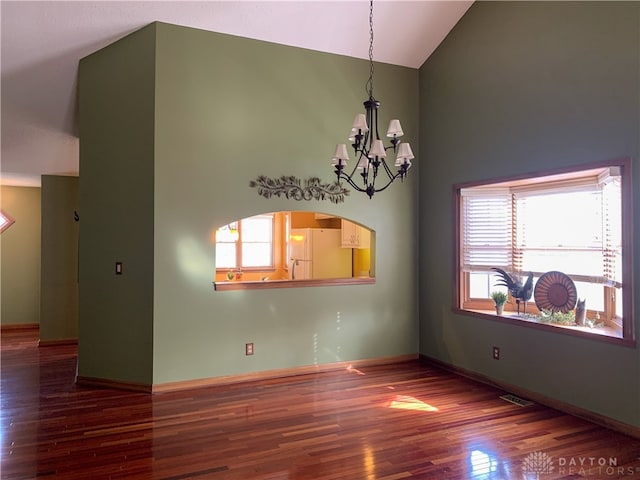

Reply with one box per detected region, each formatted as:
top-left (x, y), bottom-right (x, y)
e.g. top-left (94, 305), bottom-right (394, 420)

top-left (453, 158), bottom-right (635, 345)
top-left (0, 210), bottom-right (15, 233)
top-left (216, 214), bottom-right (276, 272)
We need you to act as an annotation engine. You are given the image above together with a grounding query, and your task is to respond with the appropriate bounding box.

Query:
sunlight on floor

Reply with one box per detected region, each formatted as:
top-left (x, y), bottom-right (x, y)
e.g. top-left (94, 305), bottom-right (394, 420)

top-left (363, 445), bottom-right (376, 480)
top-left (386, 394), bottom-right (439, 412)
top-left (469, 449), bottom-right (498, 477)
top-left (346, 365), bottom-right (366, 375)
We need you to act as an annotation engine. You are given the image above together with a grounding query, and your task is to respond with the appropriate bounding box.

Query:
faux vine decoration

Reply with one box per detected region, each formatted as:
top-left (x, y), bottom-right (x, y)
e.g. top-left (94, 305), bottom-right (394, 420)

top-left (249, 176), bottom-right (349, 204)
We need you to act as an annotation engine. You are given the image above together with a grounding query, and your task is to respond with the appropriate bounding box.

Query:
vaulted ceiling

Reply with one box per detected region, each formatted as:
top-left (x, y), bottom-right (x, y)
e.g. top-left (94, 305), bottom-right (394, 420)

top-left (1, 1), bottom-right (472, 186)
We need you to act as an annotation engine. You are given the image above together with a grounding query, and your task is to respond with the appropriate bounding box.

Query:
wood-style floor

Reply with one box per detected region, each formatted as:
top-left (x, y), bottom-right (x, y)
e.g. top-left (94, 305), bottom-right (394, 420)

top-left (2, 329), bottom-right (639, 480)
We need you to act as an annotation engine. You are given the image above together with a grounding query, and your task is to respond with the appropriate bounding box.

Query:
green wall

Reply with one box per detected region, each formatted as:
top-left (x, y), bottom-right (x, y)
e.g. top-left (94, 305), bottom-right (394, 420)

top-left (40, 175), bottom-right (79, 342)
top-left (78, 24), bottom-right (156, 385)
top-left (419, 2), bottom-right (640, 427)
top-left (152, 24), bottom-right (418, 384)
top-left (1, 186), bottom-right (41, 326)
top-left (79, 22), bottom-right (419, 386)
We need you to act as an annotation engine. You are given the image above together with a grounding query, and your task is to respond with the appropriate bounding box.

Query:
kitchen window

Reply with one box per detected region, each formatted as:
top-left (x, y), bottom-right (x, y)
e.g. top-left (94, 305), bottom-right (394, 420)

top-left (454, 158), bottom-right (634, 342)
top-left (215, 214), bottom-right (274, 270)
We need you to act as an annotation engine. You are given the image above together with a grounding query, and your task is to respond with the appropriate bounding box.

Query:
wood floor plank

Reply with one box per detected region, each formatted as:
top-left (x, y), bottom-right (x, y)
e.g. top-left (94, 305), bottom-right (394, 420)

top-left (2, 328), bottom-right (639, 479)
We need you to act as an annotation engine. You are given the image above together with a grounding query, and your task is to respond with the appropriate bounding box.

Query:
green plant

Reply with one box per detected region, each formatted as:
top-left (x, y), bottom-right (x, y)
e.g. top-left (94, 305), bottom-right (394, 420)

top-left (586, 319), bottom-right (605, 329)
top-left (491, 291), bottom-right (508, 306)
top-left (537, 309), bottom-right (575, 325)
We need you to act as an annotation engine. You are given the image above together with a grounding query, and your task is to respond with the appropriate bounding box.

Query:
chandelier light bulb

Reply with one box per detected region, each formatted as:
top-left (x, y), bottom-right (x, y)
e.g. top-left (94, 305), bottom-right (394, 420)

top-left (386, 119), bottom-right (404, 138)
top-left (351, 113), bottom-right (369, 133)
top-left (368, 139), bottom-right (386, 159)
top-left (396, 142), bottom-right (414, 161)
top-left (356, 155), bottom-right (370, 170)
top-left (395, 157), bottom-right (412, 169)
top-left (331, 144), bottom-right (350, 166)
top-left (333, 144), bottom-right (349, 160)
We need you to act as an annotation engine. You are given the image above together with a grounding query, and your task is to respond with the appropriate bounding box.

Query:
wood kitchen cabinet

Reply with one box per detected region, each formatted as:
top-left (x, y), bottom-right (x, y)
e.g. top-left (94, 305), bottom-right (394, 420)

top-left (341, 219), bottom-right (370, 248)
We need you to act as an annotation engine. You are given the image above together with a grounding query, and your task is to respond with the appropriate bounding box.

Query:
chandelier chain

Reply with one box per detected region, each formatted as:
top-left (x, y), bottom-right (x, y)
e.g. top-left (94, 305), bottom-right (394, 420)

top-left (366, 0), bottom-right (374, 98)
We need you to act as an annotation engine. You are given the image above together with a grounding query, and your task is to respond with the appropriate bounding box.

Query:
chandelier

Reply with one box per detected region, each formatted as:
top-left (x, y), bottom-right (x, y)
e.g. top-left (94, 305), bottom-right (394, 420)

top-left (331, 0), bottom-right (415, 199)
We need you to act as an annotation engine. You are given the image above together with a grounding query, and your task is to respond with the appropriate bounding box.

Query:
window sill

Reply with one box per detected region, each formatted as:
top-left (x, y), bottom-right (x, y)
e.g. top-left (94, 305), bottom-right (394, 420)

top-left (214, 277), bottom-right (375, 291)
top-left (454, 308), bottom-right (635, 347)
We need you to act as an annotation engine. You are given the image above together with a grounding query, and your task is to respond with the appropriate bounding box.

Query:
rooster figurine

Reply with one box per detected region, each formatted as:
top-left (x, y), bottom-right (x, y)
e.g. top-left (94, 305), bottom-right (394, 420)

top-left (491, 268), bottom-right (534, 315)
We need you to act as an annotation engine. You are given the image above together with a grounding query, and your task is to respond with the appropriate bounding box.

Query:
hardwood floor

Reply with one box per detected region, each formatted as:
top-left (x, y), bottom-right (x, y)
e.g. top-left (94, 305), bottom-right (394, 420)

top-left (2, 328), bottom-right (639, 479)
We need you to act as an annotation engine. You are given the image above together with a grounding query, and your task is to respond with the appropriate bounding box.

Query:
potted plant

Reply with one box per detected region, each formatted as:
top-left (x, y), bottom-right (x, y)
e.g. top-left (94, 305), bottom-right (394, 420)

top-left (491, 291), bottom-right (508, 315)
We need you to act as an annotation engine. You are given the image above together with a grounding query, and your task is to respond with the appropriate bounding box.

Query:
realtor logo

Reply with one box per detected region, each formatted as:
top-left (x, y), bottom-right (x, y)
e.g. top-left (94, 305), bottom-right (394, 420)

top-left (522, 451), bottom-right (639, 477)
top-left (522, 451), bottom-right (554, 478)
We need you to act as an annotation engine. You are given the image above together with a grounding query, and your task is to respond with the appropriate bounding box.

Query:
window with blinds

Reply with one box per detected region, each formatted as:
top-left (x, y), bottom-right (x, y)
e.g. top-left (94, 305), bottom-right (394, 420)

top-left (602, 175), bottom-right (622, 288)
top-left (513, 183), bottom-right (606, 281)
top-left (215, 214), bottom-right (274, 269)
top-left (461, 189), bottom-right (512, 272)
top-left (455, 160), bottom-right (632, 341)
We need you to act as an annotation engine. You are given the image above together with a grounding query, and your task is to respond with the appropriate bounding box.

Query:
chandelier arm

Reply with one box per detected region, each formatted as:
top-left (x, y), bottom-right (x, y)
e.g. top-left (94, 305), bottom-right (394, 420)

top-left (372, 179), bottom-right (397, 194)
top-left (338, 164), bottom-right (403, 197)
top-left (365, 108), bottom-right (373, 154)
top-left (337, 172), bottom-right (369, 193)
top-left (336, 150), bottom-right (371, 191)
top-left (373, 101), bottom-right (381, 141)
top-left (346, 162), bottom-right (361, 182)
top-left (361, 128), bottom-right (372, 157)
top-left (368, 172), bottom-right (402, 194)
top-left (378, 158), bottom-right (397, 180)
top-left (384, 142), bottom-right (399, 153)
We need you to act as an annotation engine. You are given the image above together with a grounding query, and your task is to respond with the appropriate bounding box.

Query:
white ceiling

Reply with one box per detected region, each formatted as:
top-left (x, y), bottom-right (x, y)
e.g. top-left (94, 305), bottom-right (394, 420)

top-left (0, 0), bottom-right (472, 187)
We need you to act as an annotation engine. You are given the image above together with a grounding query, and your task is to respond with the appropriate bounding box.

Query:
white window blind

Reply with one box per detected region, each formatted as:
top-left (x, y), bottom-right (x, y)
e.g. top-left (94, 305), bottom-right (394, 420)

top-left (215, 224), bottom-right (239, 268)
top-left (461, 189), bottom-right (512, 272)
top-left (602, 175), bottom-right (622, 287)
top-left (514, 186), bottom-right (604, 279)
top-left (241, 214), bottom-right (274, 268)
top-left (461, 173), bottom-right (622, 284)
top-left (215, 214), bottom-right (274, 269)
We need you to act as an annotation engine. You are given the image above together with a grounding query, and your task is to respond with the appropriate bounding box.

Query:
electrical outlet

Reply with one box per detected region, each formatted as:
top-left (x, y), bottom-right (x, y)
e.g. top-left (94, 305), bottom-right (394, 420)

top-left (245, 343), bottom-right (254, 356)
top-left (493, 346), bottom-right (500, 360)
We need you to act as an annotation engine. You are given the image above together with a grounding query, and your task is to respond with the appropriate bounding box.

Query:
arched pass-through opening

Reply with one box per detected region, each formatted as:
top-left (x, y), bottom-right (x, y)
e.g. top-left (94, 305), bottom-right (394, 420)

top-left (213, 211), bottom-right (376, 291)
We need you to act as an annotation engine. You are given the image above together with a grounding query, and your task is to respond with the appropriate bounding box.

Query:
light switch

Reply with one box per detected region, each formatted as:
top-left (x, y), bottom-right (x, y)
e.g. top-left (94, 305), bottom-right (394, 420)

top-left (115, 262), bottom-right (123, 275)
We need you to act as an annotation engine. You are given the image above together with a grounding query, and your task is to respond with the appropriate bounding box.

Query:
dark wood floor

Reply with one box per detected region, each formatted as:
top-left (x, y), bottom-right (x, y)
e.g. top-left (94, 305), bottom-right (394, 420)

top-left (2, 329), bottom-right (639, 480)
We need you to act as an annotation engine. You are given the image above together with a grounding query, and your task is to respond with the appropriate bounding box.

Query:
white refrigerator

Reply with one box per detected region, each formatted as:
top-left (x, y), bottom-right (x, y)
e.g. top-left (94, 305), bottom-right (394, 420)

top-left (289, 228), bottom-right (352, 280)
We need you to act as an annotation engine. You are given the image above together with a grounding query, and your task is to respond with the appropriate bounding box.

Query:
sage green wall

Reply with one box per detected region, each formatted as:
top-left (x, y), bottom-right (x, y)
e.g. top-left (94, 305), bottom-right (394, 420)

top-left (78, 24), bottom-right (156, 385)
top-left (419, 2), bottom-right (640, 427)
top-left (40, 175), bottom-right (79, 342)
top-left (1, 186), bottom-right (41, 326)
top-left (152, 23), bottom-right (419, 384)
